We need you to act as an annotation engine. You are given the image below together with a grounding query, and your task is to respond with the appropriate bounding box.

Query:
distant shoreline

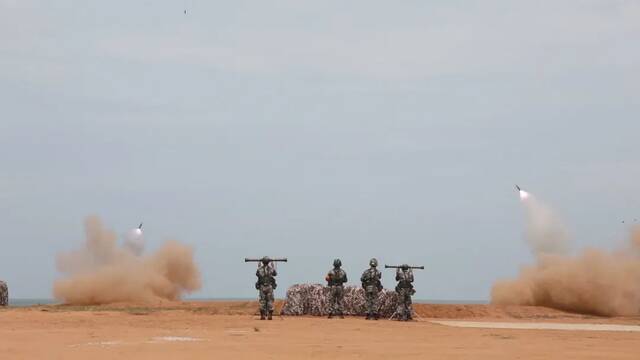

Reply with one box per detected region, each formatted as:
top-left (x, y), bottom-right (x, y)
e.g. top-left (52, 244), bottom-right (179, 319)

top-left (8, 298), bottom-right (488, 307)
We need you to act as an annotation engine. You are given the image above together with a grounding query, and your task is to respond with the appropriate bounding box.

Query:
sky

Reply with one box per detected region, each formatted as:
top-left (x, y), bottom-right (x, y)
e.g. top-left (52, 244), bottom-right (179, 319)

top-left (1, 0), bottom-right (639, 300)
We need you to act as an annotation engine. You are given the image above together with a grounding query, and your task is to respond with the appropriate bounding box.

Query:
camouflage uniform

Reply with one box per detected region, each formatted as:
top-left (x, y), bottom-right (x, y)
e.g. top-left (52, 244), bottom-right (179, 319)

top-left (360, 258), bottom-right (382, 320)
top-left (256, 259), bottom-right (277, 320)
top-left (0, 281), bottom-right (7, 306)
top-left (395, 266), bottom-right (415, 321)
top-left (326, 259), bottom-right (347, 318)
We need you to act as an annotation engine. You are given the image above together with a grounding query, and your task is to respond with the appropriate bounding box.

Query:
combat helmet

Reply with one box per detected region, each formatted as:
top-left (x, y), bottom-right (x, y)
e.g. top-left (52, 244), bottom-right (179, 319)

top-left (333, 258), bottom-right (342, 268)
top-left (261, 256), bottom-right (271, 265)
top-left (369, 258), bottom-right (378, 267)
top-left (401, 264), bottom-right (409, 271)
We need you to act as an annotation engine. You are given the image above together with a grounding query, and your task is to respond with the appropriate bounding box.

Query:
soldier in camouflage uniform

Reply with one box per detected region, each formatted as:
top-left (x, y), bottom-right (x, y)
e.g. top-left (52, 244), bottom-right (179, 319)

top-left (325, 259), bottom-right (348, 318)
top-left (0, 281), bottom-right (7, 307)
top-left (255, 257), bottom-right (277, 320)
top-left (395, 264), bottom-right (415, 321)
top-left (360, 258), bottom-right (382, 320)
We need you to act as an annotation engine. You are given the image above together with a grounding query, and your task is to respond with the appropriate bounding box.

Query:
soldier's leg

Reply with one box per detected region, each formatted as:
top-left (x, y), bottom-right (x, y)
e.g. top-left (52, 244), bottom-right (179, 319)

top-left (328, 287), bottom-right (337, 318)
top-left (406, 294), bottom-right (413, 320)
top-left (370, 293), bottom-right (375, 319)
top-left (400, 290), bottom-right (409, 321)
top-left (333, 288), bottom-right (339, 316)
top-left (371, 290), bottom-right (379, 320)
top-left (337, 287), bottom-right (344, 318)
top-left (364, 292), bottom-right (371, 319)
top-left (267, 287), bottom-right (274, 320)
top-left (258, 288), bottom-right (267, 320)
top-left (403, 292), bottom-right (411, 320)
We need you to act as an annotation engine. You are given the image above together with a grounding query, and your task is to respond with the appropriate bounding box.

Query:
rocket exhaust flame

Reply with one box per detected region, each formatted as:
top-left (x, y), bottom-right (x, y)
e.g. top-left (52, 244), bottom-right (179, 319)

top-left (515, 185), bottom-right (529, 200)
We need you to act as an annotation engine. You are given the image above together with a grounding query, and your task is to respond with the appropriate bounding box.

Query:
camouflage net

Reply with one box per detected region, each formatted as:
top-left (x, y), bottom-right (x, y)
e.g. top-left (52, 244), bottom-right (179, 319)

top-left (281, 284), bottom-right (399, 317)
top-left (0, 281), bottom-right (7, 306)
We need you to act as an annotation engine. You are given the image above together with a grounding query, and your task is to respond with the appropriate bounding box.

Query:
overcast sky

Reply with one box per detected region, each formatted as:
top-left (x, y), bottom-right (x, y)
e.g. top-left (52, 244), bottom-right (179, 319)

top-left (1, 0), bottom-right (639, 300)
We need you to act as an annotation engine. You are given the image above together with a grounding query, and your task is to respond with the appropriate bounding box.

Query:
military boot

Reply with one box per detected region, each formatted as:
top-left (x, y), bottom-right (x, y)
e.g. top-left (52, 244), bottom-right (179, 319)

top-left (339, 311), bottom-right (344, 319)
top-left (260, 310), bottom-right (266, 320)
top-left (373, 313), bottom-right (379, 320)
top-left (365, 313), bottom-right (370, 320)
top-left (268, 310), bottom-right (273, 320)
top-left (328, 312), bottom-right (333, 319)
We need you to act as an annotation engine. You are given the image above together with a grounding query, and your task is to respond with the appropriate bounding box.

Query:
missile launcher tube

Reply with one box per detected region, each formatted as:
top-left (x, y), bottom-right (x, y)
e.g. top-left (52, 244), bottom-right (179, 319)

top-left (384, 265), bottom-right (424, 270)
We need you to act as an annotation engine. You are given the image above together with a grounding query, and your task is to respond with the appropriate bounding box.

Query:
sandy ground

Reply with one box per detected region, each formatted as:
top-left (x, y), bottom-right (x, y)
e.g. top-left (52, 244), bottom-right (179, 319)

top-left (430, 320), bottom-right (640, 332)
top-left (2, 301), bottom-right (640, 360)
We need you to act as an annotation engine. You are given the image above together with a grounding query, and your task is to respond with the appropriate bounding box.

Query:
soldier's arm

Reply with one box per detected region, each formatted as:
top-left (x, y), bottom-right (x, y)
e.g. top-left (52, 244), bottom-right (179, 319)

top-left (343, 271), bottom-right (348, 283)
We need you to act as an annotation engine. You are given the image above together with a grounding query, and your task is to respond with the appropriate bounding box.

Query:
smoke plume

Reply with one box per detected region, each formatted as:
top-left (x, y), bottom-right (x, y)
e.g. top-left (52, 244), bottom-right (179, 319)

top-left (54, 216), bottom-right (201, 305)
top-left (491, 195), bottom-right (640, 316)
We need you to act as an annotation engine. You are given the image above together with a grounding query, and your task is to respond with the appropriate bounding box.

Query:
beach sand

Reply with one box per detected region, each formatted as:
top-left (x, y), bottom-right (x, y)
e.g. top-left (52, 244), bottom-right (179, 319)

top-left (1, 301), bottom-right (639, 359)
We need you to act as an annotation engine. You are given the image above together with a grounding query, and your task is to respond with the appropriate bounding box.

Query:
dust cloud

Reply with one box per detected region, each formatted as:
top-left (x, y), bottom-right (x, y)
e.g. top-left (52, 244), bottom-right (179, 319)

top-left (491, 195), bottom-right (640, 316)
top-left (53, 216), bottom-right (201, 305)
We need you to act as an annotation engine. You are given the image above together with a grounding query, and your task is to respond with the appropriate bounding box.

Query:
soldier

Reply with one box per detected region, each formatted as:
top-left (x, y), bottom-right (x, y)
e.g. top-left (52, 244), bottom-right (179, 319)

top-left (325, 258), bottom-right (348, 318)
top-left (255, 257), bottom-right (277, 320)
top-left (360, 258), bottom-right (382, 320)
top-left (394, 264), bottom-right (415, 321)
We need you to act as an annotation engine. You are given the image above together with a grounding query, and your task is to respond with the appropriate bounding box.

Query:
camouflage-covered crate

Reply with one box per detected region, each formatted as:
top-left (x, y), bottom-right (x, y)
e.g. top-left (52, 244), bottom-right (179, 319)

top-left (281, 284), bottom-right (399, 317)
top-left (0, 281), bottom-right (8, 306)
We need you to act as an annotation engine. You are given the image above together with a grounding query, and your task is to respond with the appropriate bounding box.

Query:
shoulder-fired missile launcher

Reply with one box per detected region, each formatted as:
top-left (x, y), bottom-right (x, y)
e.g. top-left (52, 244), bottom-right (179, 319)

top-left (384, 265), bottom-right (424, 270)
top-left (245, 257), bottom-right (288, 263)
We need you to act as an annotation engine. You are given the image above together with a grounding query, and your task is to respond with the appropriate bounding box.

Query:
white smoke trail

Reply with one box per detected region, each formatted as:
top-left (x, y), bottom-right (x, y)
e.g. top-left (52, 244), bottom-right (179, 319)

top-left (520, 193), bottom-right (570, 256)
top-left (123, 227), bottom-right (145, 256)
